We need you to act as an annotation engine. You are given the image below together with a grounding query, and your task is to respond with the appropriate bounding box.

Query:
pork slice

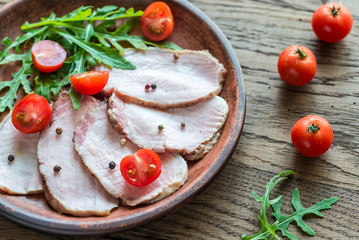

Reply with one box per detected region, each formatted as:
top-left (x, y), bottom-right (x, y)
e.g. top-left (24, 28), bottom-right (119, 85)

top-left (37, 94), bottom-right (118, 216)
top-left (108, 93), bottom-right (229, 160)
top-left (74, 104), bottom-right (188, 206)
top-left (0, 114), bottom-right (42, 194)
top-left (98, 48), bottom-right (227, 109)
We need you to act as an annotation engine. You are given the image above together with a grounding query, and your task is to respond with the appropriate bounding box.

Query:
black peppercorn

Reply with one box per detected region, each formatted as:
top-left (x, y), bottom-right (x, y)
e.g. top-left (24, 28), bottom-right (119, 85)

top-left (181, 122), bottom-right (186, 128)
top-left (53, 165), bottom-right (61, 172)
top-left (8, 155), bottom-right (15, 162)
top-left (109, 161), bottom-right (116, 169)
top-left (158, 125), bottom-right (164, 131)
top-left (151, 84), bottom-right (157, 89)
top-left (56, 128), bottom-right (63, 134)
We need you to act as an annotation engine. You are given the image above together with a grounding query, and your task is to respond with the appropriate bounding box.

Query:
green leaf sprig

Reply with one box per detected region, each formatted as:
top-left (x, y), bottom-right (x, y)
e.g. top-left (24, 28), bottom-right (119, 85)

top-left (0, 5), bottom-right (182, 112)
top-left (241, 171), bottom-right (339, 240)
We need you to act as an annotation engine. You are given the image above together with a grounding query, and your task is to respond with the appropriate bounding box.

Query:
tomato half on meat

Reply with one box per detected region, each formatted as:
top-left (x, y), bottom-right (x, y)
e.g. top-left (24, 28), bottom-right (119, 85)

top-left (277, 45), bottom-right (317, 86)
top-left (141, 1), bottom-right (174, 41)
top-left (312, 2), bottom-right (353, 43)
top-left (120, 149), bottom-right (161, 187)
top-left (291, 115), bottom-right (333, 158)
top-left (12, 93), bottom-right (52, 134)
top-left (31, 40), bottom-right (67, 73)
top-left (70, 71), bottom-right (109, 95)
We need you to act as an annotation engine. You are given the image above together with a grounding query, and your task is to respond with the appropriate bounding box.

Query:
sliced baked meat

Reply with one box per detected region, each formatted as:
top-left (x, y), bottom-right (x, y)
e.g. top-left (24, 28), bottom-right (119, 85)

top-left (37, 94), bottom-right (118, 216)
top-left (74, 104), bottom-right (188, 206)
top-left (0, 114), bottom-right (42, 194)
top-left (108, 93), bottom-right (229, 160)
top-left (98, 48), bottom-right (227, 109)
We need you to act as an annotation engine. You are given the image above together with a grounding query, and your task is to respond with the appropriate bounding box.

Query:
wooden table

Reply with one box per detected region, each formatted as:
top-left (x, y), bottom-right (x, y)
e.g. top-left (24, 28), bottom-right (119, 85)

top-left (0, 0), bottom-right (358, 239)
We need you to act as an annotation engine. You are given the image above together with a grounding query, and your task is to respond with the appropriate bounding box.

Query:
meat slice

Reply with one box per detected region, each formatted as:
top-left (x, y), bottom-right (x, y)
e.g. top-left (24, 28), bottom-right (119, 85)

top-left (108, 93), bottom-right (229, 160)
top-left (0, 114), bottom-right (42, 194)
top-left (98, 48), bottom-right (227, 109)
top-left (37, 94), bottom-right (118, 216)
top-left (74, 104), bottom-right (188, 206)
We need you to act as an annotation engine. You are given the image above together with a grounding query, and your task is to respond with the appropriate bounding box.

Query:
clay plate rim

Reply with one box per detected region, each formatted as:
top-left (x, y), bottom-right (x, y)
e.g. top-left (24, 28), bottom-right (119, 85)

top-left (0, 0), bottom-right (246, 235)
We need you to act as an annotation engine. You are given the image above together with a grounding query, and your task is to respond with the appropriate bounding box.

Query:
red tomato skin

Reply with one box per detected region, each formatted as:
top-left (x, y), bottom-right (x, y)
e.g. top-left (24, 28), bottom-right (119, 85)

top-left (277, 45), bottom-right (317, 86)
top-left (312, 3), bottom-right (353, 43)
top-left (141, 1), bottom-right (174, 41)
top-left (291, 115), bottom-right (333, 158)
top-left (31, 40), bottom-right (67, 73)
top-left (11, 93), bottom-right (52, 134)
top-left (120, 149), bottom-right (161, 187)
top-left (70, 71), bottom-right (109, 95)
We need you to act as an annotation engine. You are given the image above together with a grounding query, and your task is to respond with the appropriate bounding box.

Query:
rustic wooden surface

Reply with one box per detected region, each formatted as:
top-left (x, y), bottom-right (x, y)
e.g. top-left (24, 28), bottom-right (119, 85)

top-left (0, 0), bottom-right (358, 239)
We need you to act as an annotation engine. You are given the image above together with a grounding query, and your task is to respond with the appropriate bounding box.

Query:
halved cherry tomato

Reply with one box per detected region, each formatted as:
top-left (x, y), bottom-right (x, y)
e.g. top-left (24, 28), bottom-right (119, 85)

top-left (277, 45), bottom-right (317, 86)
top-left (141, 1), bottom-right (174, 41)
top-left (120, 149), bottom-right (161, 187)
top-left (12, 93), bottom-right (52, 134)
top-left (70, 71), bottom-right (109, 95)
top-left (31, 40), bottom-right (67, 73)
top-left (291, 115), bottom-right (333, 158)
top-left (312, 2), bottom-right (353, 43)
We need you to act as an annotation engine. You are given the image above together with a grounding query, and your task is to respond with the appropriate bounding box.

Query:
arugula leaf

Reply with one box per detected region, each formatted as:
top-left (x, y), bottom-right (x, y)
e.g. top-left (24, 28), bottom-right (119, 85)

top-left (0, 61), bottom-right (33, 112)
top-left (52, 28), bottom-right (135, 70)
top-left (241, 171), bottom-right (339, 240)
top-left (272, 189), bottom-right (339, 240)
top-left (34, 74), bottom-right (59, 102)
top-left (0, 26), bottom-right (48, 61)
top-left (21, 6), bottom-right (142, 30)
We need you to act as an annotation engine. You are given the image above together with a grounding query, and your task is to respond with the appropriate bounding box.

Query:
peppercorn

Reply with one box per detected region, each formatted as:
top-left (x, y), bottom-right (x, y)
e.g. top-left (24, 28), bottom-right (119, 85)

top-left (53, 165), bottom-right (61, 172)
top-left (120, 138), bottom-right (127, 145)
top-left (8, 155), bottom-right (15, 162)
top-left (158, 125), bottom-right (164, 130)
top-left (109, 161), bottom-right (116, 169)
top-left (181, 122), bottom-right (186, 128)
top-left (151, 84), bottom-right (157, 89)
top-left (174, 53), bottom-right (180, 59)
top-left (145, 84), bottom-right (151, 90)
top-left (56, 127), bottom-right (63, 134)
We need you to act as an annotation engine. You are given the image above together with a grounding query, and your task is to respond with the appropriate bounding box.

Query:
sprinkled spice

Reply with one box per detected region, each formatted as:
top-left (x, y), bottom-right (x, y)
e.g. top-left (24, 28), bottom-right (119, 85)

top-left (53, 165), bottom-right (61, 172)
top-left (151, 84), bottom-right (157, 90)
top-left (158, 124), bottom-right (164, 131)
top-left (174, 53), bottom-right (180, 59)
top-left (120, 138), bottom-right (127, 145)
top-left (8, 155), bottom-right (15, 162)
top-left (56, 127), bottom-right (63, 134)
top-left (145, 84), bottom-right (151, 90)
top-left (181, 122), bottom-right (186, 128)
top-left (109, 161), bottom-right (116, 169)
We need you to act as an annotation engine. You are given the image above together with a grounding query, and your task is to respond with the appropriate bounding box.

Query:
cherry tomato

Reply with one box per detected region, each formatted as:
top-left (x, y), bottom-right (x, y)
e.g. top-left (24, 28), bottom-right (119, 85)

top-left (312, 2), bottom-right (353, 43)
top-left (141, 1), bottom-right (174, 41)
top-left (291, 115), bottom-right (333, 158)
top-left (277, 45), bottom-right (317, 86)
top-left (120, 149), bottom-right (161, 187)
top-left (70, 71), bottom-right (109, 95)
top-left (31, 40), bottom-right (67, 73)
top-left (11, 93), bottom-right (52, 134)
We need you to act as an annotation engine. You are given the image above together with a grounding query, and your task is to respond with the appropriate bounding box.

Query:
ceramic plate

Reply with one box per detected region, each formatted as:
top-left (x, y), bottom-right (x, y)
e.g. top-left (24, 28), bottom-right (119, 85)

top-left (0, 0), bottom-right (245, 235)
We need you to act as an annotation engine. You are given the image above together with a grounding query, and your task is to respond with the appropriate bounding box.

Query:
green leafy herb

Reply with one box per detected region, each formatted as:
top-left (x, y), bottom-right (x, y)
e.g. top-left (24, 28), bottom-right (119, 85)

top-left (0, 5), bottom-right (182, 112)
top-left (241, 171), bottom-right (339, 240)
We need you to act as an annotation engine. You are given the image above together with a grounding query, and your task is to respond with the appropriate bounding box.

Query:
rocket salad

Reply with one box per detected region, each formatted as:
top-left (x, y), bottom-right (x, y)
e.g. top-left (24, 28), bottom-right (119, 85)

top-left (0, 5), bottom-right (181, 112)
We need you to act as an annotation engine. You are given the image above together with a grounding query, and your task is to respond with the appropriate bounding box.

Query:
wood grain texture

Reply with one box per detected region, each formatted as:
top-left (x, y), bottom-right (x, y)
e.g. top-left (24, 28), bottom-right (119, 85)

top-left (0, 0), bottom-right (358, 239)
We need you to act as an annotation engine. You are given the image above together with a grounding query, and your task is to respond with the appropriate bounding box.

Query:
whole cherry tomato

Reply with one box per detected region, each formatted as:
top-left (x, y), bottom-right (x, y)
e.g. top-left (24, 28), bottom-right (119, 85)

top-left (277, 45), bottom-right (317, 86)
top-left (70, 71), bottom-right (109, 95)
top-left (12, 93), bottom-right (52, 134)
top-left (312, 2), bottom-right (353, 43)
top-left (31, 40), bottom-right (67, 73)
top-left (291, 115), bottom-right (333, 158)
top-left (141, 1), bottom-right (174, 41)
top-left (120, 149), bottom-right (161, 187)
